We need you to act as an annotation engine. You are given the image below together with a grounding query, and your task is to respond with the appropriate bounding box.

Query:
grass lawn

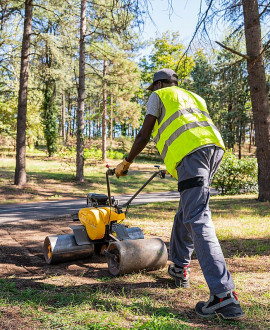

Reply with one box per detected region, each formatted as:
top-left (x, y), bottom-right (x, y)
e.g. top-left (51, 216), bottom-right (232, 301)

top-left (0, 195), bottom-right (269, 329)
top-left (0, 152), bottom-right (175, 204)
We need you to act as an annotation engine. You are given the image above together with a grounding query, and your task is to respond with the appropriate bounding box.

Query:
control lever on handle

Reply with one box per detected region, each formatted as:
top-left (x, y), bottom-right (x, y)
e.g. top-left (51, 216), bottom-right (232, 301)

top-left (106, 164), bottom-right (128, 177)
top-left (106, 164), bottom-right (115, 176)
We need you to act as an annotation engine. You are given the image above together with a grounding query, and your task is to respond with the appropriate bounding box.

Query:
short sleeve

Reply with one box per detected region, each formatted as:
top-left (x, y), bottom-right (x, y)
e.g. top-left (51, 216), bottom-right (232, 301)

top-left (146, 93), bottom-right (162, 119)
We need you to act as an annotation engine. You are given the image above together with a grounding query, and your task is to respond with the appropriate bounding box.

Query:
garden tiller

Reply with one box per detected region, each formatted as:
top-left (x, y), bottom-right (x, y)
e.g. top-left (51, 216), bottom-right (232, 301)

top-left (43, 166), bottom-right (168, 275)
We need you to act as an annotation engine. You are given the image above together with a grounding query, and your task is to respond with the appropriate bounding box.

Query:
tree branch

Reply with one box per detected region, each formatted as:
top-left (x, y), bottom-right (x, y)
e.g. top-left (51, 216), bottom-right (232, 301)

top-left (215, 41), bottom-right (250, 60)
top-left (259, 0), bottom-right (270, 18)
top-left (260, 38), bottom-right (270, 56)
top-left (175, 0), bottom-right (214, 71)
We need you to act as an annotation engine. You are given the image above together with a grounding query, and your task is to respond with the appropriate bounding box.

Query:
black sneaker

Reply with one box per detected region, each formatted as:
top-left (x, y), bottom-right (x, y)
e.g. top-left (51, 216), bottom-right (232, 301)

top-left (195, 290), bottom-right (245, 320)
top-left (168, 264), bottom-right (190, 288)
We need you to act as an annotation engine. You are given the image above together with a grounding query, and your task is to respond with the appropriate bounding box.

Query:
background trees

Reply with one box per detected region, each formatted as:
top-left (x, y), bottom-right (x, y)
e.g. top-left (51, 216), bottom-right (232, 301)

top-left (185, 0), bottom-right (270, 200)
top-left (0, 0), bottom-right (269, 200)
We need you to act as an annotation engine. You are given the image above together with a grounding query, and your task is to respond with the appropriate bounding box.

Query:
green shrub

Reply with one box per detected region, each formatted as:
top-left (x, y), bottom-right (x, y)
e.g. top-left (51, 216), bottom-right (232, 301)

top-left (57, 147), bottom-right (123, 161)
top-left (107, 149), bottom-right (124, 159)
top-left (57, 146), bottom-right (76, 159)
top-left (83, 148), bottom-right (102, 160)
top-left (212, 150), bottom-right (258, 195)
top-left (83, 148), bottom-right (123, 161)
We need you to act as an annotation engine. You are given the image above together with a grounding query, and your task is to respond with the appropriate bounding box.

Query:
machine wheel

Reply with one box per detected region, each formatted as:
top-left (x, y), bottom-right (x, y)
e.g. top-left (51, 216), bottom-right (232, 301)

top-left (43, 234), bottom-right (94, 264)
top-left (106, 238), bottom-right (168, 276)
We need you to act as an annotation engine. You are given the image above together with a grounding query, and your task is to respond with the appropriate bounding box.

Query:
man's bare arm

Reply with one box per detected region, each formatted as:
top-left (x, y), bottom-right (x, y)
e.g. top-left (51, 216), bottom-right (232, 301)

top-left (126, 114), bottom-right (157, 162)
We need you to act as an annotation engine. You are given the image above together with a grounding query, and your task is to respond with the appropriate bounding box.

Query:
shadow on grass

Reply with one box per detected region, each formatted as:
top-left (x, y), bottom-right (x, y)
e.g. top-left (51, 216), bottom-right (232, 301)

top-left (0, 168), bottom-right (171, 193)
top-left (0, 276), bottom-right (250, 329)
top-left (210, 197), bottom-right (270, 217)
top-left (220, 238), bottom-right (270, 258)
top-left (0, 185), bottom-right (85, 200)
top-left (0, 168), bottom-right (76, 183)
top-left (0, 219), bottom-right (268, 328)
top-left (189, 237), bottom-right (270, 261)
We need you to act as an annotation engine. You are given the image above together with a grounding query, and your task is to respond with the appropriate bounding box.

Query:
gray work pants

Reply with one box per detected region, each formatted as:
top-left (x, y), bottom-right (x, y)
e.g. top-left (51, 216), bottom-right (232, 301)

top-left (170, 146), bottom-right (235, 295)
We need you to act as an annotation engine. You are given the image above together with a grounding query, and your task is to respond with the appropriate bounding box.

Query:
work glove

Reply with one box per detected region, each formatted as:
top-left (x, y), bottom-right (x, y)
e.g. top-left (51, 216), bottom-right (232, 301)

top-left (115, 158), bottom-right (132, 178)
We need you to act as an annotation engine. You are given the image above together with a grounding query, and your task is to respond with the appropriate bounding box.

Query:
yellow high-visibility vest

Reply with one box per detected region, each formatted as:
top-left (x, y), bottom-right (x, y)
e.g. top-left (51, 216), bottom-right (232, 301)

top-left (153, 86), bottom-right (225, 179)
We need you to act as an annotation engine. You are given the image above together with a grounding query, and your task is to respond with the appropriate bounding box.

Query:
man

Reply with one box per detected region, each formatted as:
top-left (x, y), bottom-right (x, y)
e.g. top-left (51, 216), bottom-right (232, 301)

top-left (115, 68), bottom-right (244, 320)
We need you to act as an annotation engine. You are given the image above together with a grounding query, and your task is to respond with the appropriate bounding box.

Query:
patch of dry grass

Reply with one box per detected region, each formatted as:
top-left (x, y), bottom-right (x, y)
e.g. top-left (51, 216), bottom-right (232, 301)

top-left (0, 154), bottom-right (175, 204)
top-left (0, 195), bottom-right (269, 329)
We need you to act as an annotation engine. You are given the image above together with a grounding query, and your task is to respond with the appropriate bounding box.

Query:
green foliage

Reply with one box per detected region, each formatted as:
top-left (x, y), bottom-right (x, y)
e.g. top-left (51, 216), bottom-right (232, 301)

top-left (83, 148), bottom-right (102, 160)
top-left (42, 82), bottom-right (59, 157)
top-left (214, 37), bottom-right (251, 150)
top-left (139, 31), bottom-right (194, 116)
top-left (190, 46), bottom-right (252, 151)
top-left (106, 149), bottom-right (123, 159)
top-left (141, 31), bottom-right (194, 85)
top-left (83, 148), bottom-right (123, 161)
top-left (190, 51), bottom-right (218, 118)
top-left (0, 97), bottom-right (17, 138)
top-left (212, 150), bottom-right (258, 195)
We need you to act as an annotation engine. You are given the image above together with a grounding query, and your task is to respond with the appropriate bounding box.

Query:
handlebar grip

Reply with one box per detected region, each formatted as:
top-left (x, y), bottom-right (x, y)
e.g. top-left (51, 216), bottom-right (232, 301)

top-left (107, 168), bottom-right (115, 176)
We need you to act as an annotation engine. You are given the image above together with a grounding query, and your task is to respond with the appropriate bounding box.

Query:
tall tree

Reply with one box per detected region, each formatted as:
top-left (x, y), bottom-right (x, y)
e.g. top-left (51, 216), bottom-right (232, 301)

top-left (179, 0), bottom-right (270, 201)
top-left (102, 59), bottom-right (107, 162)
top-left (14, 0), bottom-right (33, 186)
top-left (61, 92), bottom-right (66, 142)
top-left (242, 0), bottom-right (270, 201)
top-left (42, 80), bottom-right (58, 157)
top-left (76, 0), bottom-right (86, 182)
top-left (31, 0), bottom-right (77, 156)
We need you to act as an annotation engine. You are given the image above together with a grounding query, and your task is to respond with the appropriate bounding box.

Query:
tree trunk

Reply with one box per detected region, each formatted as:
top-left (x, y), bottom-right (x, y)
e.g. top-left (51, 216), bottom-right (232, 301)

top-left (66, 93), bottom-right (71, 142)
top-left (242, 0), bottom-right (270, 201)
top-left (62, 92), bottom-right (66, 142)
top-left (76, 0), bottom-right (86, 183)
top-left (88, 106), bottom-right (91, 142)
top-left (102, 59), bottom-right (107, 162)
top-left (110, 93), bottom-right (113, 150)
top-left (238, 124), bottom-right (242, 159)
top-left (72, 107), bottom-right (75, 137)
top-left (249, 121), bottom-right (253, 153)
top-left (14, 0), bottom-right (33, 186)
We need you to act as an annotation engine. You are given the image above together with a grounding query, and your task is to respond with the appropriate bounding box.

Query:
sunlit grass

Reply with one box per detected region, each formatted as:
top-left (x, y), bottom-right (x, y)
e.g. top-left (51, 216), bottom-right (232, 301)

top-left (0, 195), bottom-right (270, 328)
top-left (0, 153), bottom-right (176, 204)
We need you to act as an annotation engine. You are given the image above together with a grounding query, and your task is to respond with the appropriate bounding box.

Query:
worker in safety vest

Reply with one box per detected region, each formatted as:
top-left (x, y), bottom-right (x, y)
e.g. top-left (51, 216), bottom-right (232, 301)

top-left (115, 68), bottom-right (244, 320)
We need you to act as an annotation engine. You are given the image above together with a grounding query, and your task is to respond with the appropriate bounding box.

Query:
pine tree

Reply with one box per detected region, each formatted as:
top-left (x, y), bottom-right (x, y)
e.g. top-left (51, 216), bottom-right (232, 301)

top-left (14, 0), bottom-right (33, 186)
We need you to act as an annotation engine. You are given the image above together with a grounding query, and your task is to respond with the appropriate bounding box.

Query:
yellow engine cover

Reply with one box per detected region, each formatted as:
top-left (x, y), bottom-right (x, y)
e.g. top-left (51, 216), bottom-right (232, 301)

top-left (78, 207), bottom-right (125, 240)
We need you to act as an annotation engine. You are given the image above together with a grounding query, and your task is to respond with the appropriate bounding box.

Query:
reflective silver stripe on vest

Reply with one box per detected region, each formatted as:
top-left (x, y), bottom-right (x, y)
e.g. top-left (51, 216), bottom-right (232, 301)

top-left (155, 108), bottom-right (211, 143)
top-left (160, 121), bottom-right (219, 160)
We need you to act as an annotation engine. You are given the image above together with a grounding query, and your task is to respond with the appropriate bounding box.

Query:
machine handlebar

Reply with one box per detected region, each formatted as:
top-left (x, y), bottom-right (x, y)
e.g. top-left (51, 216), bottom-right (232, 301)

top-left (106, 164), bottom-right (129, 176)
top-left (105, 165), bottom-right (167, 214)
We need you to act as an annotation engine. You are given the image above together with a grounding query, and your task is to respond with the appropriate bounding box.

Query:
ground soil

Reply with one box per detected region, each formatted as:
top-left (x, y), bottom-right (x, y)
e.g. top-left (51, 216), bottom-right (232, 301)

top-left (0, 217), bottom-right (269, 330)
top-left (0, 217), bottom-right (110, 279)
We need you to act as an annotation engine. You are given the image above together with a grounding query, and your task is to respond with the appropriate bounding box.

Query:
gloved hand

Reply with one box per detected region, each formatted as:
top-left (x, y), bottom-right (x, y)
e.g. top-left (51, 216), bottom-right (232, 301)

top-left (115, 158), bottom-right (132, 178)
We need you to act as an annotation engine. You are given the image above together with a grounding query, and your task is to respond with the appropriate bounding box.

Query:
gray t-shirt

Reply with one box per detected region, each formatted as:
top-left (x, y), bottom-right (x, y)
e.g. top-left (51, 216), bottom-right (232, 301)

top-left (146, 92), bottom-right (165, 121)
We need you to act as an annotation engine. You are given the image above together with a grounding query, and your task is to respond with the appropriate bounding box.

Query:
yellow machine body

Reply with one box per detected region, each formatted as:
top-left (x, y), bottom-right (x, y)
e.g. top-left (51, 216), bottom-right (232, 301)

top-left (78, 207), bottom-right (125, 240)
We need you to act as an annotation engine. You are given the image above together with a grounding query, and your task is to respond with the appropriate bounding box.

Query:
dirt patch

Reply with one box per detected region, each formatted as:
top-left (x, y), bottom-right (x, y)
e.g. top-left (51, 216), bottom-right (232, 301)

top-left (0, 217), bottom-right (269, 329)
top-left (2, 217), bottom-right (268, 282)
top-left (0, 217), bottom-right (110, 281)
top-left (0, 306), bottom-right (40, 330)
